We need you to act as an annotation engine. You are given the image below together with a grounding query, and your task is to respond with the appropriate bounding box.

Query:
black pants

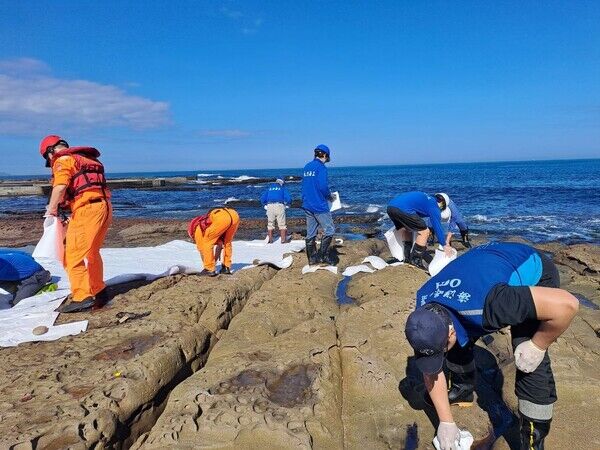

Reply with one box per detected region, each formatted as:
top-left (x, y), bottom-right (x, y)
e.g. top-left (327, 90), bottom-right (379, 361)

top-left (387, 206), bottom-right (427, 231)
top-left (447, 251), bottom-right (560, 410)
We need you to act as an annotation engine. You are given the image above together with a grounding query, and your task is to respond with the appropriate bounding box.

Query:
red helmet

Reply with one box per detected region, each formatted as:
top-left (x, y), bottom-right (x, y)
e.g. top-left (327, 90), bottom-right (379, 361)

top-left (39, 135), bottom-right (64, 158)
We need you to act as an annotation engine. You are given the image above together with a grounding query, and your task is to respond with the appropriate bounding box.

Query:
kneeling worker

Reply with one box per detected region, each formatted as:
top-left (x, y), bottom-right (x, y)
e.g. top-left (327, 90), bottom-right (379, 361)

top-left (405, 242), bottom-right (579, 450)
top-left (261, 177), bottom-right (292, 243)
top-left (387, 191), bottom-right (454, 268)
top-left (0, 250), bottom-right (51, 306)
top-left (39, 135), bottom-right (112, 313)
top-left (189, 207), bottom-right (240, 276)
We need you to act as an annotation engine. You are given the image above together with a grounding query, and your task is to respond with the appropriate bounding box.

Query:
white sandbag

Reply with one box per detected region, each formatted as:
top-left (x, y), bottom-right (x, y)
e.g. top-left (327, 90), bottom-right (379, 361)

top-left (362, 255), bottom-right (389, 270)
top-left (428, 246), bottom-right (458, 277)
top-left (302, 264), bottom-right (338, 275)
top-left (384, 226), bottom-right (413, 261)
top-left (433, 430), bottom-right (473, 450)
top-left (342, 264), bottom-right (375, 277)
top-left (328, 192), bottom-right (342, 212)
top-left (32, 216), bottom-right (65, 264)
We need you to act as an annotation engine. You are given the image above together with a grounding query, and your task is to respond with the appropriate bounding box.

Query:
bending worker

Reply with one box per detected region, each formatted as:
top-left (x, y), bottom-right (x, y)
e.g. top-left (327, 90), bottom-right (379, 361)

top-left (301, 144), bottom-right (335, 266)
top-left (405, 241), bottom-right (578, 450)
top-left (0, 250), bottom-right (51, 306)
top-left (387, 191), bottom-right (454, 269)
top-left (260, 177), bottom-right (292, 244)
top-left (40, 135), bottom-right (112, 313)
top-left (189, 207), bottom-right (240, 276)
top-left (426, 193), bottom-right (472, 248)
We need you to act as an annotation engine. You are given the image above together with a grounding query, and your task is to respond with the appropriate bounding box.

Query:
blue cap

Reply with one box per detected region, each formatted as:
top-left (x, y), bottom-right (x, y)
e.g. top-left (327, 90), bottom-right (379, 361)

top-left (315, 144), bottom-right (330, 156)
top-left (405, 303), bottom-right (451, 374)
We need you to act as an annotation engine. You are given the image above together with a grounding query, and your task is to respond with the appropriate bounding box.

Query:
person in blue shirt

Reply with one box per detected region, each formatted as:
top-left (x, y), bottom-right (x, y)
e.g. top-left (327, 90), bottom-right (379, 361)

top-left (260, 178), bottom-right (292, 243)
top-left (301, 144), bottom-right (335, 265)
top-left (387, 191), bottom-right (454, 269)
top-left (405, 242), bottom-right (579, 450)
top-left (0, 250), bottom-right (51, 306)
top-left (425, 193), bottom-right (472, 248)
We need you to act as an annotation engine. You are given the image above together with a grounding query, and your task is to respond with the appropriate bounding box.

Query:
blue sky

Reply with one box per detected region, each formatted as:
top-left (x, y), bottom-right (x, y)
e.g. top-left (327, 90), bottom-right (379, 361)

top-left (0, 1), bottom-right (598, 175)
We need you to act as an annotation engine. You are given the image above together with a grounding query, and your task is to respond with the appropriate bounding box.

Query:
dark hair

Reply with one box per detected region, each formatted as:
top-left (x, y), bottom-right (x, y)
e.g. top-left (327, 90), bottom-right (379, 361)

top-left (434, 194), bottom-right (447, 210)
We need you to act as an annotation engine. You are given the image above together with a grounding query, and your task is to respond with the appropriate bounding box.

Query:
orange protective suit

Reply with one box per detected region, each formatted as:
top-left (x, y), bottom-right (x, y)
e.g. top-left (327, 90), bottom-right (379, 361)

top-left (53, 155), bottom-right (112, 301)
top-left (194, 208), bottom-right (240, 271)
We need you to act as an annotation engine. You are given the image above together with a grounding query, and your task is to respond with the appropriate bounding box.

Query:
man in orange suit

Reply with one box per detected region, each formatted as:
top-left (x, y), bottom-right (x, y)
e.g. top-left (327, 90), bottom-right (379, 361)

top-left (189, 207), bottom-right (240, 276)
top-left (40, 135), bottom-right (112, 313)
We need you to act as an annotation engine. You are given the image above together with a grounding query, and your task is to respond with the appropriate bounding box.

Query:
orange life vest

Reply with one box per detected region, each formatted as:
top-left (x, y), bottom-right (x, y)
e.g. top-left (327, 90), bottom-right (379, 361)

top-left (52, 147), bottom-right (108, 203)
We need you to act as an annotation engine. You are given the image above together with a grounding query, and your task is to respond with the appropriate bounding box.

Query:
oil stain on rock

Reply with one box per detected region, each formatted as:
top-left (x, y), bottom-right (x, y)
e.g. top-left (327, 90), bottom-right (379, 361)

top-left (92, 334), bottom-right (162, 361)
top-left (212, 364), bottom-right (318, 408)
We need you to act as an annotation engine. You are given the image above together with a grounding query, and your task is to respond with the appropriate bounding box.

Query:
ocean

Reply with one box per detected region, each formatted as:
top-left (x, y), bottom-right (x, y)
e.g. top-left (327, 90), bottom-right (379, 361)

top-left (1, 159), bottom-right (599, 245)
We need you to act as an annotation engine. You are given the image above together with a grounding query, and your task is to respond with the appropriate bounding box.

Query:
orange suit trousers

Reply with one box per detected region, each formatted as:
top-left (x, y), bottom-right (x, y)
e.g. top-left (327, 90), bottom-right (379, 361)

top-left (64, 200), bottom-right (112, 301)
top-left (194, 208), bottom-right (240, 271)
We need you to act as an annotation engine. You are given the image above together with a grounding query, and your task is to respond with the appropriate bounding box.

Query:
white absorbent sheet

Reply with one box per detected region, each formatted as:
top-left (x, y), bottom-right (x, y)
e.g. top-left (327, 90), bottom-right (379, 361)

top-left (302, 265), bottom-right (338, 275)
top-left (428, 247), bottom-right (458, 276)
top-left (0, 239), bottom-right (305, 347)
top-left (328, 192), bottom-right (342, 212)
top-left (342, 255), bottom-right (403, 277)
top-left (433, 430), bottom-right (474, 450)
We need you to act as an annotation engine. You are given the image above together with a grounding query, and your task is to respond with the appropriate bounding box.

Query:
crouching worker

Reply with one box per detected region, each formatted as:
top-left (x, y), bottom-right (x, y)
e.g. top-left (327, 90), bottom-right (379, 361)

top-left (40, 135), bottom-right (112, 313)
top-left (405, 242), bottom-right (579, 450)
top-left (0, 250), bottom-right (52, 306)
top-left (261, 177), bottom-right (292, 243)
top-left (387, 191), bottom-right (454, 269)
top-left (189, 207), bottom-right (240, 276)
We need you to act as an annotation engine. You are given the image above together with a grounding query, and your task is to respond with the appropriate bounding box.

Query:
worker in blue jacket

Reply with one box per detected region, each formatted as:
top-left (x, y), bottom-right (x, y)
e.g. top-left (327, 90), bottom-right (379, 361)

top-left (387, 191), bottom-right (454, 269)
top-left (301, 144), bottom-right (335, 265)
top-left (260, 178), bottom-right (292, 243)
top-left (405, 242), bottom-right (579, 450)
top-left (426, 193), bottom-right (472, 248)
top-left (0, 250), bottom-right (51, 306)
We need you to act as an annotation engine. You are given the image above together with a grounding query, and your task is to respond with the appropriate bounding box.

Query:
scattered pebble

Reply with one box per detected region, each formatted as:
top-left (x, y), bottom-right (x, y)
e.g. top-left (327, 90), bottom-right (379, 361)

top-left (32, 326), bottom-right (48, 336)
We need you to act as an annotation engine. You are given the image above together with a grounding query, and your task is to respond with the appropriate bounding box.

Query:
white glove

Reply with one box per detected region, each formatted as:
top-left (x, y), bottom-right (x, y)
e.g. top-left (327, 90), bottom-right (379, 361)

top-left (436, 422), bottom-right (460, 450)
top-left (263, 205), bottom-right (268, 210)
top-left (514, 340), bottom-right (546, 373)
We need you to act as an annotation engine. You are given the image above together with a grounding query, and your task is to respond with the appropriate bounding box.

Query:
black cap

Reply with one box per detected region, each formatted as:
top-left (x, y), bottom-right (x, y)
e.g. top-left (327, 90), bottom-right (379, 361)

top-left (405, 303), bottom-right (451, 374)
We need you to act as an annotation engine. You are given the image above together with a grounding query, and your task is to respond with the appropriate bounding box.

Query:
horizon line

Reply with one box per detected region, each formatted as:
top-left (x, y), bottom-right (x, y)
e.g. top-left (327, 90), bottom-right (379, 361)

top-left (2, 156), bottom-right (598, 178)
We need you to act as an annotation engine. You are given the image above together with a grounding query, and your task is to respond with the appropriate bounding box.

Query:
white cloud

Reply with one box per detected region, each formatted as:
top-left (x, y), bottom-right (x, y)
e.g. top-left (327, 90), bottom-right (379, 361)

top-left (220, 6), bottom-right (243, 19)
top-left (0, 58), bottom-right (170, 135)
top-left (0, 57), bottom-right (50, 76)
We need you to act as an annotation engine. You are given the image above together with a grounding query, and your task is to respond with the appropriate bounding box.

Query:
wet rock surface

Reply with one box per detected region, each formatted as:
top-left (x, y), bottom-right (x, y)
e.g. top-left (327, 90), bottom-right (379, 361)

top-left (0, 235), bottom-right (598, 449)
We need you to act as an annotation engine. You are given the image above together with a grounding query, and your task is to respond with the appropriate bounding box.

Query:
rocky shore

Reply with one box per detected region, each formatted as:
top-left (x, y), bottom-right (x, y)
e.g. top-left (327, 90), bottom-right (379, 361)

top-left (0, 226), bottom-right (598, 449)
top-left (0, 213), bottom-right (383, 249)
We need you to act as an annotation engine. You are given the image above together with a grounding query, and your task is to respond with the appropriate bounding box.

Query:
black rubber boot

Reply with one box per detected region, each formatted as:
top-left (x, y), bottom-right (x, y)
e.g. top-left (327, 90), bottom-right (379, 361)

top-left (305, 237), bottom-right (319, 265)
top-left (447, 370), bottom-right (475, 406)
top-left (200, 269), bottom-right (218, 277)
top-left (403, 240), bottom-right (413, 262)
top-left (408, 244), bottom-right (428, 270)
top-left (519, 414), bottom-right (551, 450)
top-left (424, 370), bottom-right (475, 407)
top-left (318, 235), bottom-right (335, 266)
top-left (57, 296), bottom-right (96, 313)
top-left (219, 266), bottom-right (232, 275)
top-left (460, 229), bottom-right (472, 248)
